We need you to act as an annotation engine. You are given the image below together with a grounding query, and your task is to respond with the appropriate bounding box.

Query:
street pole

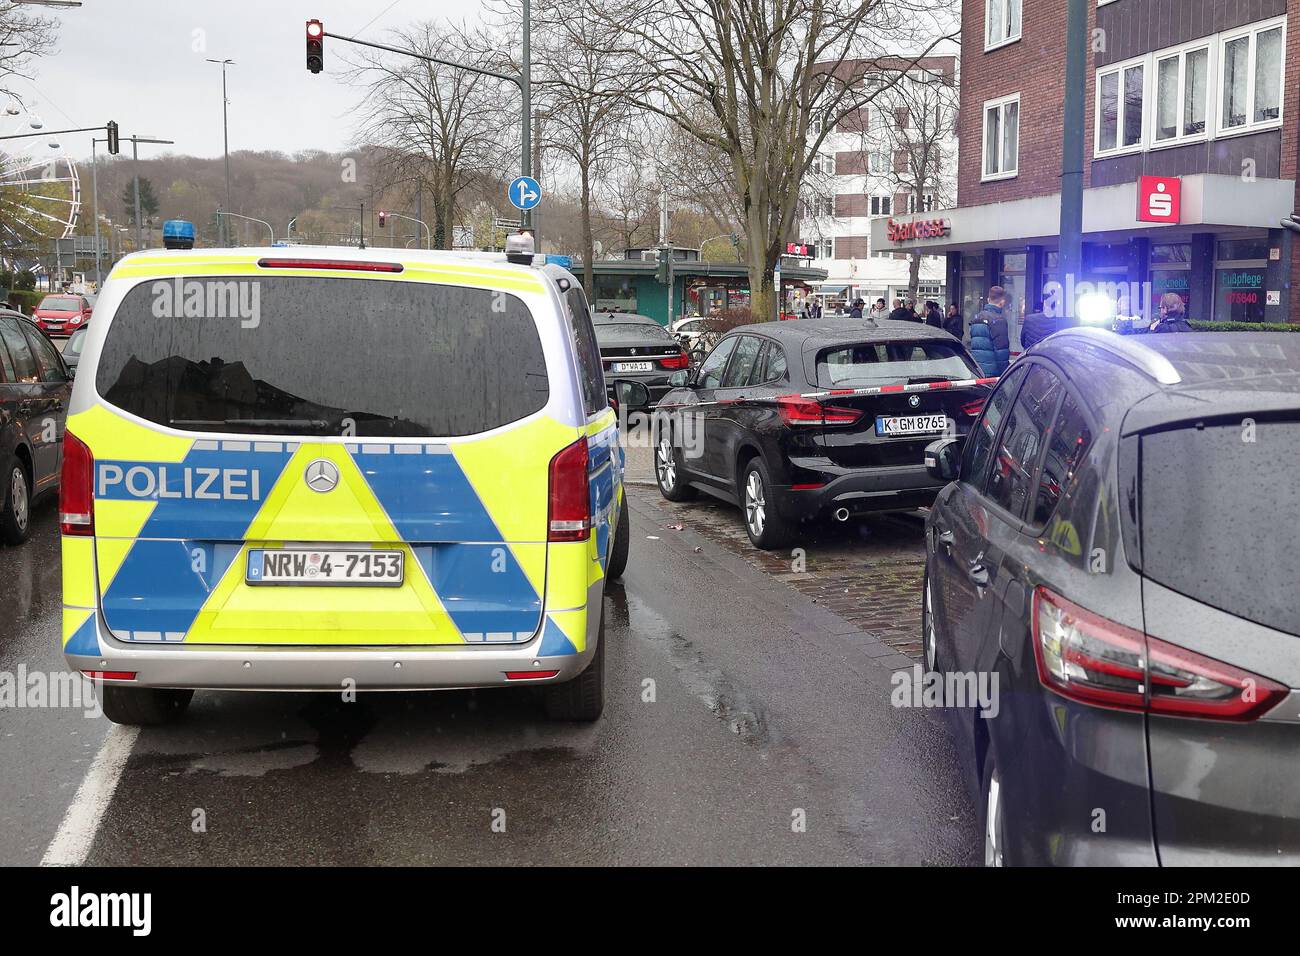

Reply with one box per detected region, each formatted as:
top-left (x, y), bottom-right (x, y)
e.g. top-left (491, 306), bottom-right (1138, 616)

top-left (521, 0), bottom-right (531, 234)
top-left (1058, 0), bottom-right (1088, 326)
top-left (90, 137), bottom-right (101, 286)
top-left (132, 137), bottom-right (142, 251)
top-left (207, 59), bottom-right (236, 246)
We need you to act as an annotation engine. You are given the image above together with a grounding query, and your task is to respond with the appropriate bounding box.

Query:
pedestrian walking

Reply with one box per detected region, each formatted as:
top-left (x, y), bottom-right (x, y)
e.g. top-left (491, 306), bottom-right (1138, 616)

top-left (965, 286), bottom-right (1012, 377)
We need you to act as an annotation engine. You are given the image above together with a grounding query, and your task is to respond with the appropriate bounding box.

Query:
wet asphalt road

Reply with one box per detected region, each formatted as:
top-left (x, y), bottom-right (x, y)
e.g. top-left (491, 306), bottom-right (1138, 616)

top-left (1, 488), bottom-right (978, 866)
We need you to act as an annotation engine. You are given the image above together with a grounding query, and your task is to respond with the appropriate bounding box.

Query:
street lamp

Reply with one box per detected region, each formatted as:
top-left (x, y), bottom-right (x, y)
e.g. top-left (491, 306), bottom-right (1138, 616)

top-left (125, 134), bottom-right (175, 249)
top-left (10, 1), bottom-right (84, 7)
top-left (206, 58), bottom-right (236, 246)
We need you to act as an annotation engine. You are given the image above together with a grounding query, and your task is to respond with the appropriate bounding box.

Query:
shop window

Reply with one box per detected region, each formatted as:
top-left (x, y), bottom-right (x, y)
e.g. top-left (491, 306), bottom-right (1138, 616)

top-left (1214, 268), bottom-right (1267, 322)
top-left (1151, 243), bottom-right (1192, 264)
top-left (982, 94), bottom-right (1020, 181)
top-left (1217, 238), bottom-right (1270, 261)
top-left (595, 277), bottom-right (638, 313)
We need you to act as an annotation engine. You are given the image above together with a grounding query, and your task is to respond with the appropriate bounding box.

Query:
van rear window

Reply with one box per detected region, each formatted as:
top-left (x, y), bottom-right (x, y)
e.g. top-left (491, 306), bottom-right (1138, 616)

top-left (95, 276), bottom-right (549, 437)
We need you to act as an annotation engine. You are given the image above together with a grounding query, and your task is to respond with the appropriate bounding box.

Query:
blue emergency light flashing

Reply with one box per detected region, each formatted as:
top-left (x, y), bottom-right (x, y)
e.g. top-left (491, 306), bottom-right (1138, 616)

top-left (163, 220), bottom-right (196, 250)
top-left (545, 255), bottom-right (573, 269)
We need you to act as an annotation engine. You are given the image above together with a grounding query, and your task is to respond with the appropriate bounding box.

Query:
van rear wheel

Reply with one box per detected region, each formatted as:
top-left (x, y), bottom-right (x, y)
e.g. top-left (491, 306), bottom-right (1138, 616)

top-left (606, 493), bottom-right (630, 581)
top-left (544, 616), bottom-right (605, 721)
top-left (101, 686), bottom-right (193, 726)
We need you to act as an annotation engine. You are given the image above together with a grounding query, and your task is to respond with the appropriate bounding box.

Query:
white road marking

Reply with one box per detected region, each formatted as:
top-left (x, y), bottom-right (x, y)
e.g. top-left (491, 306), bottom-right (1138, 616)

top-left (41, 725), bottom-right (139, 867)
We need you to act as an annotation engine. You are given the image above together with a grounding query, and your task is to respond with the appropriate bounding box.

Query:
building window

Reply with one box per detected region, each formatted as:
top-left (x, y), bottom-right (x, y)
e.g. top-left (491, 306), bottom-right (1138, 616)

top-left (1154, 43), bottom-right (1210, 144)
top-left (1220, 20), bottom-right (1284, 134)
top-left (869, 151), bottom-right (889, 174)
top-left (906, 193), bottom-right (936, 213)
top-left (869, 195), bottom-right (892, 217)
top-left (1096, 57), bottom-right (1145, 155)
top-left (982, 93), bottom-right (1020, 180)
top-left (985, 0), bottom-right (1022, 51)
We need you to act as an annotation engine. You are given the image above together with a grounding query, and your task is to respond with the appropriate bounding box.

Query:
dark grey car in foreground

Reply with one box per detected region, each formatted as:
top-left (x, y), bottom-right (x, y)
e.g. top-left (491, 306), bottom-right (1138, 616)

top-left (923, 328), bottom-right (1300, 865)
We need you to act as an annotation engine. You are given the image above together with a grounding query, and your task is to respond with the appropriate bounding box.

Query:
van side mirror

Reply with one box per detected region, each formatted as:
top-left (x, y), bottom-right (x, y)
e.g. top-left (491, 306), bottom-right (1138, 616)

top-left (924, 438), bottom-right (962, 483)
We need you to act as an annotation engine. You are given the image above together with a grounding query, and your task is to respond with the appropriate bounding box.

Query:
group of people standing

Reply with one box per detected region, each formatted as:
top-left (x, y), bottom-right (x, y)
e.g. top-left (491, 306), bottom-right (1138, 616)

top-left (842, 295), bottom-right (965, 339)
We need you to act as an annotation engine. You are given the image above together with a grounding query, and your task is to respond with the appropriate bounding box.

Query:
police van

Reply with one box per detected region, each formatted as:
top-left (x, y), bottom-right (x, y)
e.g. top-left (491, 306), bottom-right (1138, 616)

top-left (60, 235), bottom-right (639, 724)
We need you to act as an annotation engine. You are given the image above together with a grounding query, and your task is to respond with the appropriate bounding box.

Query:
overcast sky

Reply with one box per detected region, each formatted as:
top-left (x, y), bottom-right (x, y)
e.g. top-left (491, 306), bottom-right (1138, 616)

top-left (8, 0), bottom-right (488, 160)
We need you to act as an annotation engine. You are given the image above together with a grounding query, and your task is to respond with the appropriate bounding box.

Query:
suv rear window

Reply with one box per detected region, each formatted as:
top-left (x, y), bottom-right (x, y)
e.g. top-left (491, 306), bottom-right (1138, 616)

top-left (816, 340), bottom-right (977, 388)
top-left (1141, 420), bottom-right (1299, 636)
top-left (96, 276), bottom-right (549, 437)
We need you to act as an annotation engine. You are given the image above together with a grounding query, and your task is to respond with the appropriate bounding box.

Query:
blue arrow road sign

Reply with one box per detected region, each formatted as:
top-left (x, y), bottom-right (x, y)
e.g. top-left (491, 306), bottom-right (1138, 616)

top-left (509, 176), bottom-right (542, 211)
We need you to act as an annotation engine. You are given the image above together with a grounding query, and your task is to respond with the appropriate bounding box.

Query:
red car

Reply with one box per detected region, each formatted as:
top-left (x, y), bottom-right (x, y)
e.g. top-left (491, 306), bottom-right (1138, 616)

top-left (32, 294), bottom-right (92, 338)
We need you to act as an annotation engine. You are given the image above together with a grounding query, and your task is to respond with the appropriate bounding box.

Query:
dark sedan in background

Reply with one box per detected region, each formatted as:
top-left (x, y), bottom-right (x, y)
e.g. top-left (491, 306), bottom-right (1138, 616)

top-left (0, 310), bottom-right (71, 544)
top-left (592, 311), bottom-right (690, 408)
top-left (923, 328), bottom-right (1300, 865)
top-left (653, 318), bottom-right (993, 548)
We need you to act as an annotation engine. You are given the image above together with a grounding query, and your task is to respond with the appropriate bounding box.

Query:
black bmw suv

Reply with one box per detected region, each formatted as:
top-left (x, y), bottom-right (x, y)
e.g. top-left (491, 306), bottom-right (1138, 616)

top-left (923, 328), bottom-right (1300, 865)
top-left (654, 318), bottom-right (992, 548)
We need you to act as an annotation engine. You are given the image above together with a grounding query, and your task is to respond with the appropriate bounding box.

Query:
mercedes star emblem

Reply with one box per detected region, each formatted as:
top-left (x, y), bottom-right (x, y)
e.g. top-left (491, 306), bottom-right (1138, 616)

top-left (304, 459), bottom-right (340, 493)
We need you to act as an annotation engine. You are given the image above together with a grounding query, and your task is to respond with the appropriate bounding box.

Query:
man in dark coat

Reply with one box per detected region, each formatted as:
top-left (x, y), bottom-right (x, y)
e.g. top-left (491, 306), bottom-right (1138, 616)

top-left (923, 300), bottom-right (944, 329)
top-left (943, 303), bottom-right (963, 339)
top-left (1019, 302), bottom-right (1058, 350)
top-left (888, 298), bottom-right (915, 322)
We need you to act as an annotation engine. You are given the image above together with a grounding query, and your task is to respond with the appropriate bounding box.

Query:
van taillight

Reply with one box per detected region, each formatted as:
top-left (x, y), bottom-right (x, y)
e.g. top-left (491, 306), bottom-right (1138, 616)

top-left (1031, 587), bottom-right (1284, 721)
top-left (60, 430), bottom-right (94, 536)
top-left (548, 437), bottom-right (590, 542)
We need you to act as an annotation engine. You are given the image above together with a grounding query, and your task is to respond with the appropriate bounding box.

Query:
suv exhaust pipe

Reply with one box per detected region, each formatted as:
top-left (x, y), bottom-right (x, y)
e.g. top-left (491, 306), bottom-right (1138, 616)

top-left (833, 507), bottom-right (850, 522)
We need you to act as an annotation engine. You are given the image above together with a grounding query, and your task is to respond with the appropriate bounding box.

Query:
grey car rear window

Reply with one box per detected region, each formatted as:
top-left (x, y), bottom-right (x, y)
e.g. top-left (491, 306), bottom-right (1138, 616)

top-left (1141, 420), bottom-right (1299, 636)
top-left (95, 276), bottom-right (549, 437)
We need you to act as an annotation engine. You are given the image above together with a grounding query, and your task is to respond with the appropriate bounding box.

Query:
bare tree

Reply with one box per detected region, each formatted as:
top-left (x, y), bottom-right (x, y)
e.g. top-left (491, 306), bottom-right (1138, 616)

top-left (344, 21), bottom-right (516, 248)
top-left (588, 0), bottom-right (956, 319)
top-left (860, 57), bottom-right (958, 302)
top-left (0, 2), bottom-right (57, 109)
top-left (531, 1), bottom-right (638, 299)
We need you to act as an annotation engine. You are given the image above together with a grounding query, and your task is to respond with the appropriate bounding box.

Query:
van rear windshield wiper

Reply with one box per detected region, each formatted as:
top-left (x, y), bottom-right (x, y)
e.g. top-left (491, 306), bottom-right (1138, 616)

top-left (170, 418), bottom-right (332, 430)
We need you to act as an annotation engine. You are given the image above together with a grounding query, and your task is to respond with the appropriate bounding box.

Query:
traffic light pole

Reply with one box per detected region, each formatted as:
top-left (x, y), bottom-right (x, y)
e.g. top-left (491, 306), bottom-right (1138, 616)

top-left (318, 16), bottom-right (533, 235)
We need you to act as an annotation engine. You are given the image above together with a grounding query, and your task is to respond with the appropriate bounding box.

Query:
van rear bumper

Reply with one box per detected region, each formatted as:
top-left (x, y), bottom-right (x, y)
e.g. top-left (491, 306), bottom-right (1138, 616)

top-left (64, 622), bottom-right (596, 691)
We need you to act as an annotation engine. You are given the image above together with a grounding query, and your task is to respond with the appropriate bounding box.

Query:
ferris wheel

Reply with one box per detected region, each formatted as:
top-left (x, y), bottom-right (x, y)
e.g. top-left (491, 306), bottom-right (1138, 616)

top-left (0, 111), bottom-right (82, 269)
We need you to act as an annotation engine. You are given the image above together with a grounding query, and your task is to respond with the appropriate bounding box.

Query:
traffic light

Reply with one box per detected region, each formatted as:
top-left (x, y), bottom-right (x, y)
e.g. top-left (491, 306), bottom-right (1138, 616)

top-left (106, 120), bottom-right (119, 155)
top-left (306, 19), bottom-right (324, 73)
top-left (377, 211), bottom-right (387, 229)
top-left (656, 247), bottom-right (670, 284)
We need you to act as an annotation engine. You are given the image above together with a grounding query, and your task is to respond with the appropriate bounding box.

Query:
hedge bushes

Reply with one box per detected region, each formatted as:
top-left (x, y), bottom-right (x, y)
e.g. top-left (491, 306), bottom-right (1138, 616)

top-left (1189, 320), bottom-right (1300, 333)
top-left (0, 290), bottom-right (45, 314)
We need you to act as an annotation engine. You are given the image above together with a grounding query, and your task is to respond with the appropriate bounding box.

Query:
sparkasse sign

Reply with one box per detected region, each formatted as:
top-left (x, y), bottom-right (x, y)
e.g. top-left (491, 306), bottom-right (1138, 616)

top-left (887, 217), bottom-right (951, 243)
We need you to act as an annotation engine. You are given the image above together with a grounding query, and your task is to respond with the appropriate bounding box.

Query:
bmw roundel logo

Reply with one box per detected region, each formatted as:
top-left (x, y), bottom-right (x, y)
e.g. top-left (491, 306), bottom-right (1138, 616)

top-left (908, 394), bottom-right (921, 408)
top-left (304, 459), bottom-right (340, 493)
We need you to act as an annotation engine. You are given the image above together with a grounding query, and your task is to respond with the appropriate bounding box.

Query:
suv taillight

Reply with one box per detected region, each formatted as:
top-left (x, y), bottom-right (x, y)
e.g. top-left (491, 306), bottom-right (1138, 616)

top-left (961, 398), bottom-right (986, 417)
top-left (548, 437), bottom-right (590, 542)
top-left (60, 430), bottom-right (94, 536)
top-left (1031, 586), bottom-right (1284, 721)
top-left (776, 396), bottom-right (861, 427)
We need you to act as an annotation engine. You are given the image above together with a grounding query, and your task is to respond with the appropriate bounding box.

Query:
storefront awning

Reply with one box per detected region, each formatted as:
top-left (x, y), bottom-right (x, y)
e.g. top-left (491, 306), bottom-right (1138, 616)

top-left (814, 284), bottom-right (849, 295)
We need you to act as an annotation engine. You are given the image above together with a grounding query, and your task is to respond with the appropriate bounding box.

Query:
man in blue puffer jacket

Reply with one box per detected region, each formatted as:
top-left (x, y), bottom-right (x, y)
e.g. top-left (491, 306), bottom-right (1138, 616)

top-left (965, 286), bottom-right (1012, 377)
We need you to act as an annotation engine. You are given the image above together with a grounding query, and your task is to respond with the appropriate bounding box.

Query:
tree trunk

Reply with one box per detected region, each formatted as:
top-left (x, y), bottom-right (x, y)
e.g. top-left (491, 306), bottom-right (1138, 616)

top-left (909, 252), bottom-right (922, 304)
top-left (580, 168), bottom-right (596, 302)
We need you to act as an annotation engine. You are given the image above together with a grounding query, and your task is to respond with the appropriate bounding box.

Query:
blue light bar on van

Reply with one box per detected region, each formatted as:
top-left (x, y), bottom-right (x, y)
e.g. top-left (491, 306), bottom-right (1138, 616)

top-left (163, 219), bottom-right (196, 250)
top-left (256, 257), bottom-right (403, 273)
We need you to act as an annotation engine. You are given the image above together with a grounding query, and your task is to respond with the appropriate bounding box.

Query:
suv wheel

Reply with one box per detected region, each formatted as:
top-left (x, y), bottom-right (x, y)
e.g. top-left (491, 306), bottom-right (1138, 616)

top-left (922, 572), bottom-right (943, 673)
top-left (544, 611), bottom-right (605, 721)
top-left (741, 458), bottom-right (793, 550)
top-left (0, 457), bottom-right (32, 545)
top-left (654, 425), bottom-right (695, 502)
top-left (101, 686), bottom-right (194, 726)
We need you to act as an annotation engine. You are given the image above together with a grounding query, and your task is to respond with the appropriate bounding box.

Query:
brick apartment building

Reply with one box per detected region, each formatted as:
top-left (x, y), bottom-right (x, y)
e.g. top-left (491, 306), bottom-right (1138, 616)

top-left (873, 0), bottom-right (1300, 341)
top-left (798, 56), bottom-right (958, 311)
